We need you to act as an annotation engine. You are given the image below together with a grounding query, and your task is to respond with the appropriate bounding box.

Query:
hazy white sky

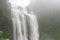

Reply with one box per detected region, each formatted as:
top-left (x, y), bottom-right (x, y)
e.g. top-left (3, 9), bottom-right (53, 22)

top-left (9, 0), bottom-right (31, 8)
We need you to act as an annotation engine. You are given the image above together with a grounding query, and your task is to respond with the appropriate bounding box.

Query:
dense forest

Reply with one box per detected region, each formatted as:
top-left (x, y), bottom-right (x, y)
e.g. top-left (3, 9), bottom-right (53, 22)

top-left (0, 0), bottom-right (12, 40)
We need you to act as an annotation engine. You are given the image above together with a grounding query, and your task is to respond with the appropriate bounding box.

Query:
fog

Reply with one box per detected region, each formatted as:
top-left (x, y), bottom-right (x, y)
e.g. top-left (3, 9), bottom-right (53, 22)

top-left (31, 0), bottom-right (60, 40)
top-left (31, 0), bottom-right (60, 16)
top-left (0, 0), bottom-right (60, 40)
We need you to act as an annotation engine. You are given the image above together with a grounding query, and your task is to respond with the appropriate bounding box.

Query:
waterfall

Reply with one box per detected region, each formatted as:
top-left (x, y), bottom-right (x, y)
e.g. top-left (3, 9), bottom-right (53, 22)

top-left (11, 5), bottom-right (39, 40)
top-left (11, 6), bottom-right (23, 40)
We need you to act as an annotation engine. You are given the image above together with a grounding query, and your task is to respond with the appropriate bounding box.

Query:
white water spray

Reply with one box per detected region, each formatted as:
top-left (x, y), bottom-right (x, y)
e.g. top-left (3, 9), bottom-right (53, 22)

top-left (11, 6), bottom-right (39, 40)
top-left (28, 13), bottom-right (39, 40)
top-left (11, 6), bottom-right (23, 40)
top-left (9, 0), bottom-right (39, 40)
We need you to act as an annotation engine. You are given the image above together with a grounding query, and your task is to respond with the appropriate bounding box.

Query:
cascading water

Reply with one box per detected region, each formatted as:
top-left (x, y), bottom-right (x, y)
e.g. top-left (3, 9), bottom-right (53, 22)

top-left (9, 0), bottom-right (39, 40)
top-left (11, 6), bottom-right (23, 40)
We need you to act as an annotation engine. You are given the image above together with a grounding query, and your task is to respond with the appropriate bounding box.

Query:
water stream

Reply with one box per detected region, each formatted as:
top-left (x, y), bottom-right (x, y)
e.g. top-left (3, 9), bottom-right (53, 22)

top-left (10, 2), bottom-right (39, 40)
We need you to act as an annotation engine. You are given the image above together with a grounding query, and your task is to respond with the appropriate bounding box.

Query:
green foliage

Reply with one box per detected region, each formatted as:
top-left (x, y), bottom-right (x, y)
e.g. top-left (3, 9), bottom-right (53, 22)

top-left (40, 15), bottom-right (60, 40)
top-left (0, 3), bottom-right (12, 39)
top-left (0, 31), bottom-right (10, 40)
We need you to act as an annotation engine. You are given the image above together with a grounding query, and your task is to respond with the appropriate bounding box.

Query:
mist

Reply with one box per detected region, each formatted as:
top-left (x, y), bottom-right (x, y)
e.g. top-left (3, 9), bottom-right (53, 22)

top-left (0, 0), bottom-right (60, 40)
